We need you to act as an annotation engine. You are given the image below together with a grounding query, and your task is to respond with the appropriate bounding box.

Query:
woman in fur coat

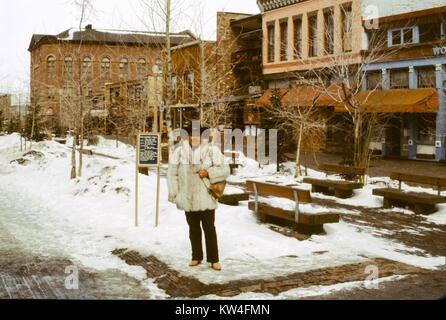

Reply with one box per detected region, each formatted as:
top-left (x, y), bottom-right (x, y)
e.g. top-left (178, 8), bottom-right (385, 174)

top-left (167, 127), bottom-right (230, 271)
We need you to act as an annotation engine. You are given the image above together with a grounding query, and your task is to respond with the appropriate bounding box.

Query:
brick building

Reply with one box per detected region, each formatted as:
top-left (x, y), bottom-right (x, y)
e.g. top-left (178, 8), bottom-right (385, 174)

top-left (170, 12), bottom-right (263, 132)
top-left (28, 25), bottom-right (195, 129)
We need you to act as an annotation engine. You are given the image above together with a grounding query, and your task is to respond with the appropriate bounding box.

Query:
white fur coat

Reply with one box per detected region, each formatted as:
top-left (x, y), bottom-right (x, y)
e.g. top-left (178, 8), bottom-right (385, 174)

top-left (167, 140), bottom-right (230, 212)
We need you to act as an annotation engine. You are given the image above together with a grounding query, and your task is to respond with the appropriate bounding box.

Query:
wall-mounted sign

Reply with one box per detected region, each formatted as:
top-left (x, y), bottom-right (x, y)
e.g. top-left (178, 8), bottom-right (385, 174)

top-left (249, 86), bottom-right (262, 96)
top-left (433, 46), bottom-right (446, 56)
top-left (137, 133), bottom-right (161, 168)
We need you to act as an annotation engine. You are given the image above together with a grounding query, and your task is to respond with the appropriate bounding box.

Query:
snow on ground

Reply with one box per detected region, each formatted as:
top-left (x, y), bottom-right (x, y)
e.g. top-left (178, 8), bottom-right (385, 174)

top-left (0, 134), bottom-right (444, 297)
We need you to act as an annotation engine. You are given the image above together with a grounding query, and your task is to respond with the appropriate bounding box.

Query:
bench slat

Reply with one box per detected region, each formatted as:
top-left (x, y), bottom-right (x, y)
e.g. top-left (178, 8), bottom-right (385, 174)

top-left (390, 172), bottom-right (446, 188)
top-left (248, 202), bottom-right (340, 225)
top-left (373, 188), bottom-right (446, 205)
top-left (303, 178), bottom-right (363, 190)
top-left (246, 180), bottom-right (312, 203)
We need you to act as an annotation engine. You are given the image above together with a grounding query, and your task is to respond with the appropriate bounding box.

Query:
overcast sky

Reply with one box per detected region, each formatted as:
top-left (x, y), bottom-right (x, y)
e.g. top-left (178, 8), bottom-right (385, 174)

top-left (0, 0), bottom-right (259, 96)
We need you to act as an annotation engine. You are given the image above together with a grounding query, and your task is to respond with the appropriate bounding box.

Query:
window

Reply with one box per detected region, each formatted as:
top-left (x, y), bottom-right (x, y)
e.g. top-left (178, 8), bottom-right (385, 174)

top-left (47, 87), bottom-right (57, 100)
top-left (137, 58), bottom-right (147, 78)
top-left (101, 57), bottom-right (111, 79)
top-left (63, 56), bottom-right (73, 77)
top-left (280, 21), bottom-right (288, 61)
top-left (119, 58), bottom-right (129, 78)
top-left (184, 71), bottom-right (194, 99)
top-left (417, 67), bottom-right (436, 88)
top-left (389, 27), bottom-right (417, 46)
top-left (82, 56), bottom-right (92, 79)
top-left (293, 17), bottom-right (302, 59)
top-left (308, 14), bottom-right (318, 57)
top-left (366, 71), bottom-right (382, 90)
top-left (47, 56), bottom-right (55, 77)
top-left (342, 5), bottom-right (353, 52)
top-left (390, 69), bottom-right (409, 89)
top-left (324, 9), bottom-right (334, 55)
top-left (267, 24), bottom-right (275, 63)
top-left (63, 84), bottom-right (73, 97)
top-left (171, 75), bottom-right (178, 100)
top-left (417, 114), bottom-right (436, 144)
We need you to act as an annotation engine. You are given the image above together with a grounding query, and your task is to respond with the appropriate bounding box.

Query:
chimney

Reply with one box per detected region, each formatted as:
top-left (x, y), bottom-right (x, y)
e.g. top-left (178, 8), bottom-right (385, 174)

top-left (85, 24), bottom-right (93, 31)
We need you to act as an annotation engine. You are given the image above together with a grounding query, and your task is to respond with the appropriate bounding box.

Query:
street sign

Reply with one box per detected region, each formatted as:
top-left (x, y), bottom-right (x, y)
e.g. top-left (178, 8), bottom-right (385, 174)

top-left (137, 133), bottom-right (161, 168)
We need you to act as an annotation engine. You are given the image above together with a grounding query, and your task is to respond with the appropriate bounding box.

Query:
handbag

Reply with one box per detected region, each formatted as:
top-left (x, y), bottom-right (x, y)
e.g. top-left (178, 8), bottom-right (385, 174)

top-left (201, 146), bottom-right (227, 200)
top-left (206, 180), bottom-right (227, 200)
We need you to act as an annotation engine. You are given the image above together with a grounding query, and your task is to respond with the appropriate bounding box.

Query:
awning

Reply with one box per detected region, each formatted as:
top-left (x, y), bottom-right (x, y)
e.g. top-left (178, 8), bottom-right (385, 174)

top-left (282, 85), bottom-right (342, 107)
top-left (255, 88), bottom-right (288, 107)
top-left (334, 88), bottom-right (438, 113)
top-left (255, 85), bottom-right (341, 107)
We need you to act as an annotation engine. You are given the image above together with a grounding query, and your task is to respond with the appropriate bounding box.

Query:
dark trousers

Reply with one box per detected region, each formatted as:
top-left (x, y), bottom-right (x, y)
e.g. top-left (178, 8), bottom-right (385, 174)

top-left (185, 210), bottom-right (219, 263)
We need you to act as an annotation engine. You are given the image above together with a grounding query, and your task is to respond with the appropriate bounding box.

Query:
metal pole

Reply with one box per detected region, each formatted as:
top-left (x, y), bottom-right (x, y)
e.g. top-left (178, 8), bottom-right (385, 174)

top-left (155, 164), bottom-right (161, 227)
top-left (135, 134), bottom-right (139, 227)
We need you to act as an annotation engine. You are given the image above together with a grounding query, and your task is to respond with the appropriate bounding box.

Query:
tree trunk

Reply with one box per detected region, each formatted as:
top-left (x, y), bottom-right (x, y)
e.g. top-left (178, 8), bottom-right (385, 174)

top-left (71, 134), bottom-right (77, 180)
top-left (29, 106), bottom-right (36, 150)
top-left (295, 124), bottom-right (303, 178)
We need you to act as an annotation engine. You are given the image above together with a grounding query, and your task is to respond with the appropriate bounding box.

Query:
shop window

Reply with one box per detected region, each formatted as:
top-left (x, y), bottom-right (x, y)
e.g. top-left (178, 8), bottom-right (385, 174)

top-left (390, 69), bottom-right (409, 89)
top-left (416, 114), bottom-right (436, 144)
top-left (366, 71), bottom-right (382, 90)
top-left (417, 67), bottom-right (436, 88)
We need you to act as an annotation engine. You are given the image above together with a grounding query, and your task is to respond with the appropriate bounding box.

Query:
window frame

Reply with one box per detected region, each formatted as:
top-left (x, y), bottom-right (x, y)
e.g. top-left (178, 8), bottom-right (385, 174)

top-left (293, 17), bottom-right (303, 59)
top-left (100, 56), bottom-right (111, 80)
top-left (388, 26), bottom-right (419, 47)
top-left (47, 55), bottom-right (56, 78)
top-left (267, 23), bottom-right (275, 63)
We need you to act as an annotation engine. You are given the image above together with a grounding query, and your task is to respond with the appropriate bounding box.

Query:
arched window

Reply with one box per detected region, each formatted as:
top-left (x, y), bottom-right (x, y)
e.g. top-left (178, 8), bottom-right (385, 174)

top-left (137, 58), bottom-right (147, 78)
top-left (63, 56), bottom-right (73, 77)
top-left (119, 57), bottom-right (129, 77)
top-left (101, 57), bottom-right (111, 79)
top-left (82, 56), bottom-right (92, 78)
top-left (47, 56), bottom-right (56, 77)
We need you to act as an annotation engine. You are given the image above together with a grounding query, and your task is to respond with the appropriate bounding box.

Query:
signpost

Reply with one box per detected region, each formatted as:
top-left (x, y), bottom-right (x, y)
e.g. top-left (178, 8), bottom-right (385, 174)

top-left (135, 133), bottom-right (161, 227)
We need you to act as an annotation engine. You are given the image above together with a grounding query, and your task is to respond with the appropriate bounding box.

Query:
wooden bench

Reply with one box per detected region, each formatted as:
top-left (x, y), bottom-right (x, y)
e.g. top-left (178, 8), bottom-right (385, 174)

top-left (219, 188), bottom-right (250, 206)
top-left (373, 172), bottom-right (446, 215)
top-left (246, 180), bottom-right (340, 235)
top-left (303, 164), bottom-right (365, 199)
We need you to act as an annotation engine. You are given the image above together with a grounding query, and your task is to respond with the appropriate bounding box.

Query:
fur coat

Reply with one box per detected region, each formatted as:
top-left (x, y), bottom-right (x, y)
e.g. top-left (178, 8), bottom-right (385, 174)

top-left (167, 140), bottom-right (230, 212)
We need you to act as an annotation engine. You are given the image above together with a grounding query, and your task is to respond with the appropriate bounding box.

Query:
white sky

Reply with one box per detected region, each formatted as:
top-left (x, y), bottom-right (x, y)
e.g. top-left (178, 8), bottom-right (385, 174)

top-left (0, 0), bottom-right (259, 96)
